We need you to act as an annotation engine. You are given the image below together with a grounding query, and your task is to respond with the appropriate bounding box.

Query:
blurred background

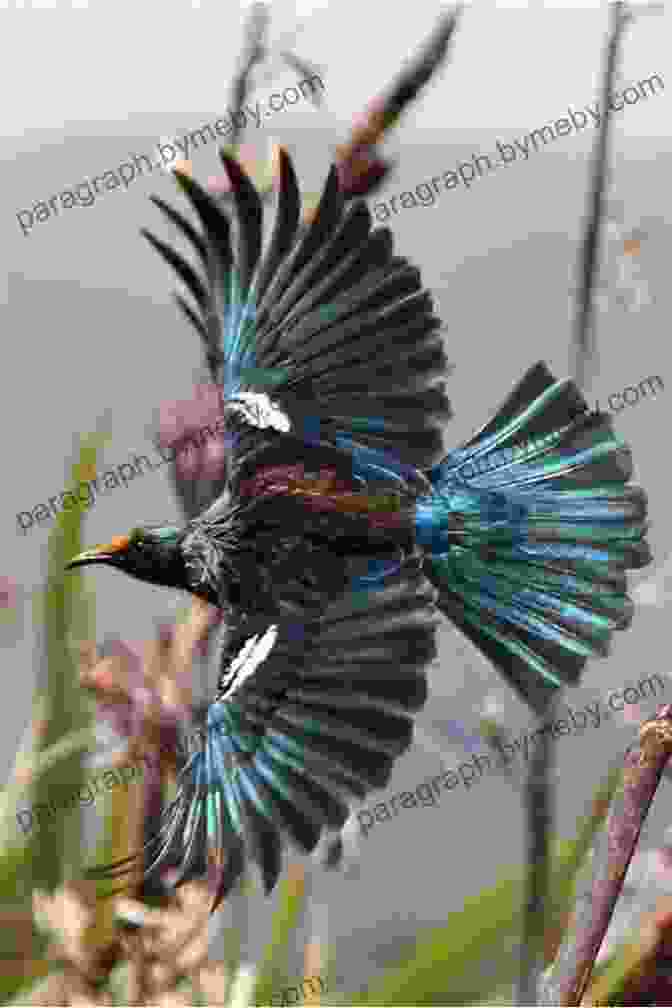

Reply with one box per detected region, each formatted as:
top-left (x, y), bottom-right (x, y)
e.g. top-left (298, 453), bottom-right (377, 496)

top-left (0, 0), bottom-right (671, 1003)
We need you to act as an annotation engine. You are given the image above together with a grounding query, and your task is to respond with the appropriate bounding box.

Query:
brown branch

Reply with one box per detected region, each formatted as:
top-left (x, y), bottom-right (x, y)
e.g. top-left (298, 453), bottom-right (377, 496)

top-left (540, 704), bottom-right (672, 1006)
top-left (517, 695), bottom-right (557, 1004)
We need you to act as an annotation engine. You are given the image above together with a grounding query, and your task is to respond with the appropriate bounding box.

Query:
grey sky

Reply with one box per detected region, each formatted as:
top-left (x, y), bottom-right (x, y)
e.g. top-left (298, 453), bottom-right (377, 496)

top-left (2, 1), bottom-right (669, 144)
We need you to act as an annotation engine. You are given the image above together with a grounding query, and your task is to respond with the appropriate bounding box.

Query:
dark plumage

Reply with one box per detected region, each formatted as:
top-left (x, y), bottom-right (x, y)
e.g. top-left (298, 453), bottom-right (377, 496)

top-left (69, 148), bottom-right (651, 909)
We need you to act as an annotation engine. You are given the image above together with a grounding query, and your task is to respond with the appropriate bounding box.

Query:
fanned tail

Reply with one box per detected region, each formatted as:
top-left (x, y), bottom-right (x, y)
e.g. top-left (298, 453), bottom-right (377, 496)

top-left (418, 362), bottom-right (651, 712)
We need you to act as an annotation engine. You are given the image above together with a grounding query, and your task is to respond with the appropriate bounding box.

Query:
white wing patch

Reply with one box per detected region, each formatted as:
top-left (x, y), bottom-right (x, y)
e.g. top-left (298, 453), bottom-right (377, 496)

top-left (226, 623), bottom-right (279, 694)
top-left (227, 392), bottom-right (291, 434)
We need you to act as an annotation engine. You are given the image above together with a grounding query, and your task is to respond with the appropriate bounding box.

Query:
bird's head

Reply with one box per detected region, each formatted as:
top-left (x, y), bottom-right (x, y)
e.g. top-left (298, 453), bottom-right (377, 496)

top-left (66, 525), bottom-right (188, 590)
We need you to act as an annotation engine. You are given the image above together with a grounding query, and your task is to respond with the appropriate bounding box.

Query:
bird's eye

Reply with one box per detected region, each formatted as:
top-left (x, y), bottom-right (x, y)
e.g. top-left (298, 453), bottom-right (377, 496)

top-left (129, 527), bottom-right (145, 547)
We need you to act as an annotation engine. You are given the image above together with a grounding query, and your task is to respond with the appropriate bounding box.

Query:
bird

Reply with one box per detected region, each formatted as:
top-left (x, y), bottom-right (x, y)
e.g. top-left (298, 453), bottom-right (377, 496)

top-left (67, 147), bottom-right (651, 910)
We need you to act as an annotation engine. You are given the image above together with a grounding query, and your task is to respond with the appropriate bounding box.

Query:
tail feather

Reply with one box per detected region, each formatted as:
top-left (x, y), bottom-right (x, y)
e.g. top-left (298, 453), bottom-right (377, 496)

top-left (420, 362), bottom-right (651, 713)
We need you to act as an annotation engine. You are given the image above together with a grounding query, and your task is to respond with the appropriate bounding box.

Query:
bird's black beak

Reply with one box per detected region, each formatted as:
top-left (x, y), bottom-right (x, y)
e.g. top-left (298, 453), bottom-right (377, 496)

top-left (65, 549), bottom-right (114, 570)
top-left (65, 535), bottom-right (131, 571)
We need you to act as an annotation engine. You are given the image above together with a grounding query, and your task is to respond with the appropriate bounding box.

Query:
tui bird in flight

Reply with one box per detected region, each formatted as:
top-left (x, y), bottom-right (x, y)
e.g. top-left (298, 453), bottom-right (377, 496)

top-left (67, 148), bottom-right (651, 910)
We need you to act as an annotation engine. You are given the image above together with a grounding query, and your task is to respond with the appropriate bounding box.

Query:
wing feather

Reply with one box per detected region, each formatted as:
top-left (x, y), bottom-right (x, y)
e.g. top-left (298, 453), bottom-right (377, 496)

top-left (145, 148), bottom-right (451, 482)
top-left (90, 552), bottom-right (438, 898)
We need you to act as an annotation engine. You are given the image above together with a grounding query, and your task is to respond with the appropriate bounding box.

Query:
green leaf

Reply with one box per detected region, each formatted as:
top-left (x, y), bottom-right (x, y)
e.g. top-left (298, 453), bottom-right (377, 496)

top-left (339, 766), bottom-right (624, 1005)
top-left (584, 939), bottom-right (646, 1007)
top-left (0, 432), bottom-right (109, 1005)
top-left (0, 693), bottom-right (48, 856)
top-left (105, 961), bottom-right (132, 1005)
top-left (348, 874), bottom-right (523, 1006)
top-left (4, 969), bottom-right (59, 1007)
top-left (0, 722), bottom-right (96, 863)
top-left (253, 873), bottom-right (307, 1005)
top-left (26, 429), bottom-right (108, 893)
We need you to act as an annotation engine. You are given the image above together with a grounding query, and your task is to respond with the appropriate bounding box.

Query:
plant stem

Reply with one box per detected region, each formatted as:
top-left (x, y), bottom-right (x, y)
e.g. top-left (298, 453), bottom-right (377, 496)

top-left (230, 1), bottom-right (269, 150)
top-left (517, 694), bottom-right (556, 1004)
top-left (540, 703), bottom-right (672, 1006)
top-left (573, 1), bottom-right (632, 392)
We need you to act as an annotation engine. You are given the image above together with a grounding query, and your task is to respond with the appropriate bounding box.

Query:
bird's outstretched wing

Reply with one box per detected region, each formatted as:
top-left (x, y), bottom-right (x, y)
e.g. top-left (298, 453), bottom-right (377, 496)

top-left (144, 146), bottom-right (452, 495)
top-left (88, 551), bottom-right (440, 908)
